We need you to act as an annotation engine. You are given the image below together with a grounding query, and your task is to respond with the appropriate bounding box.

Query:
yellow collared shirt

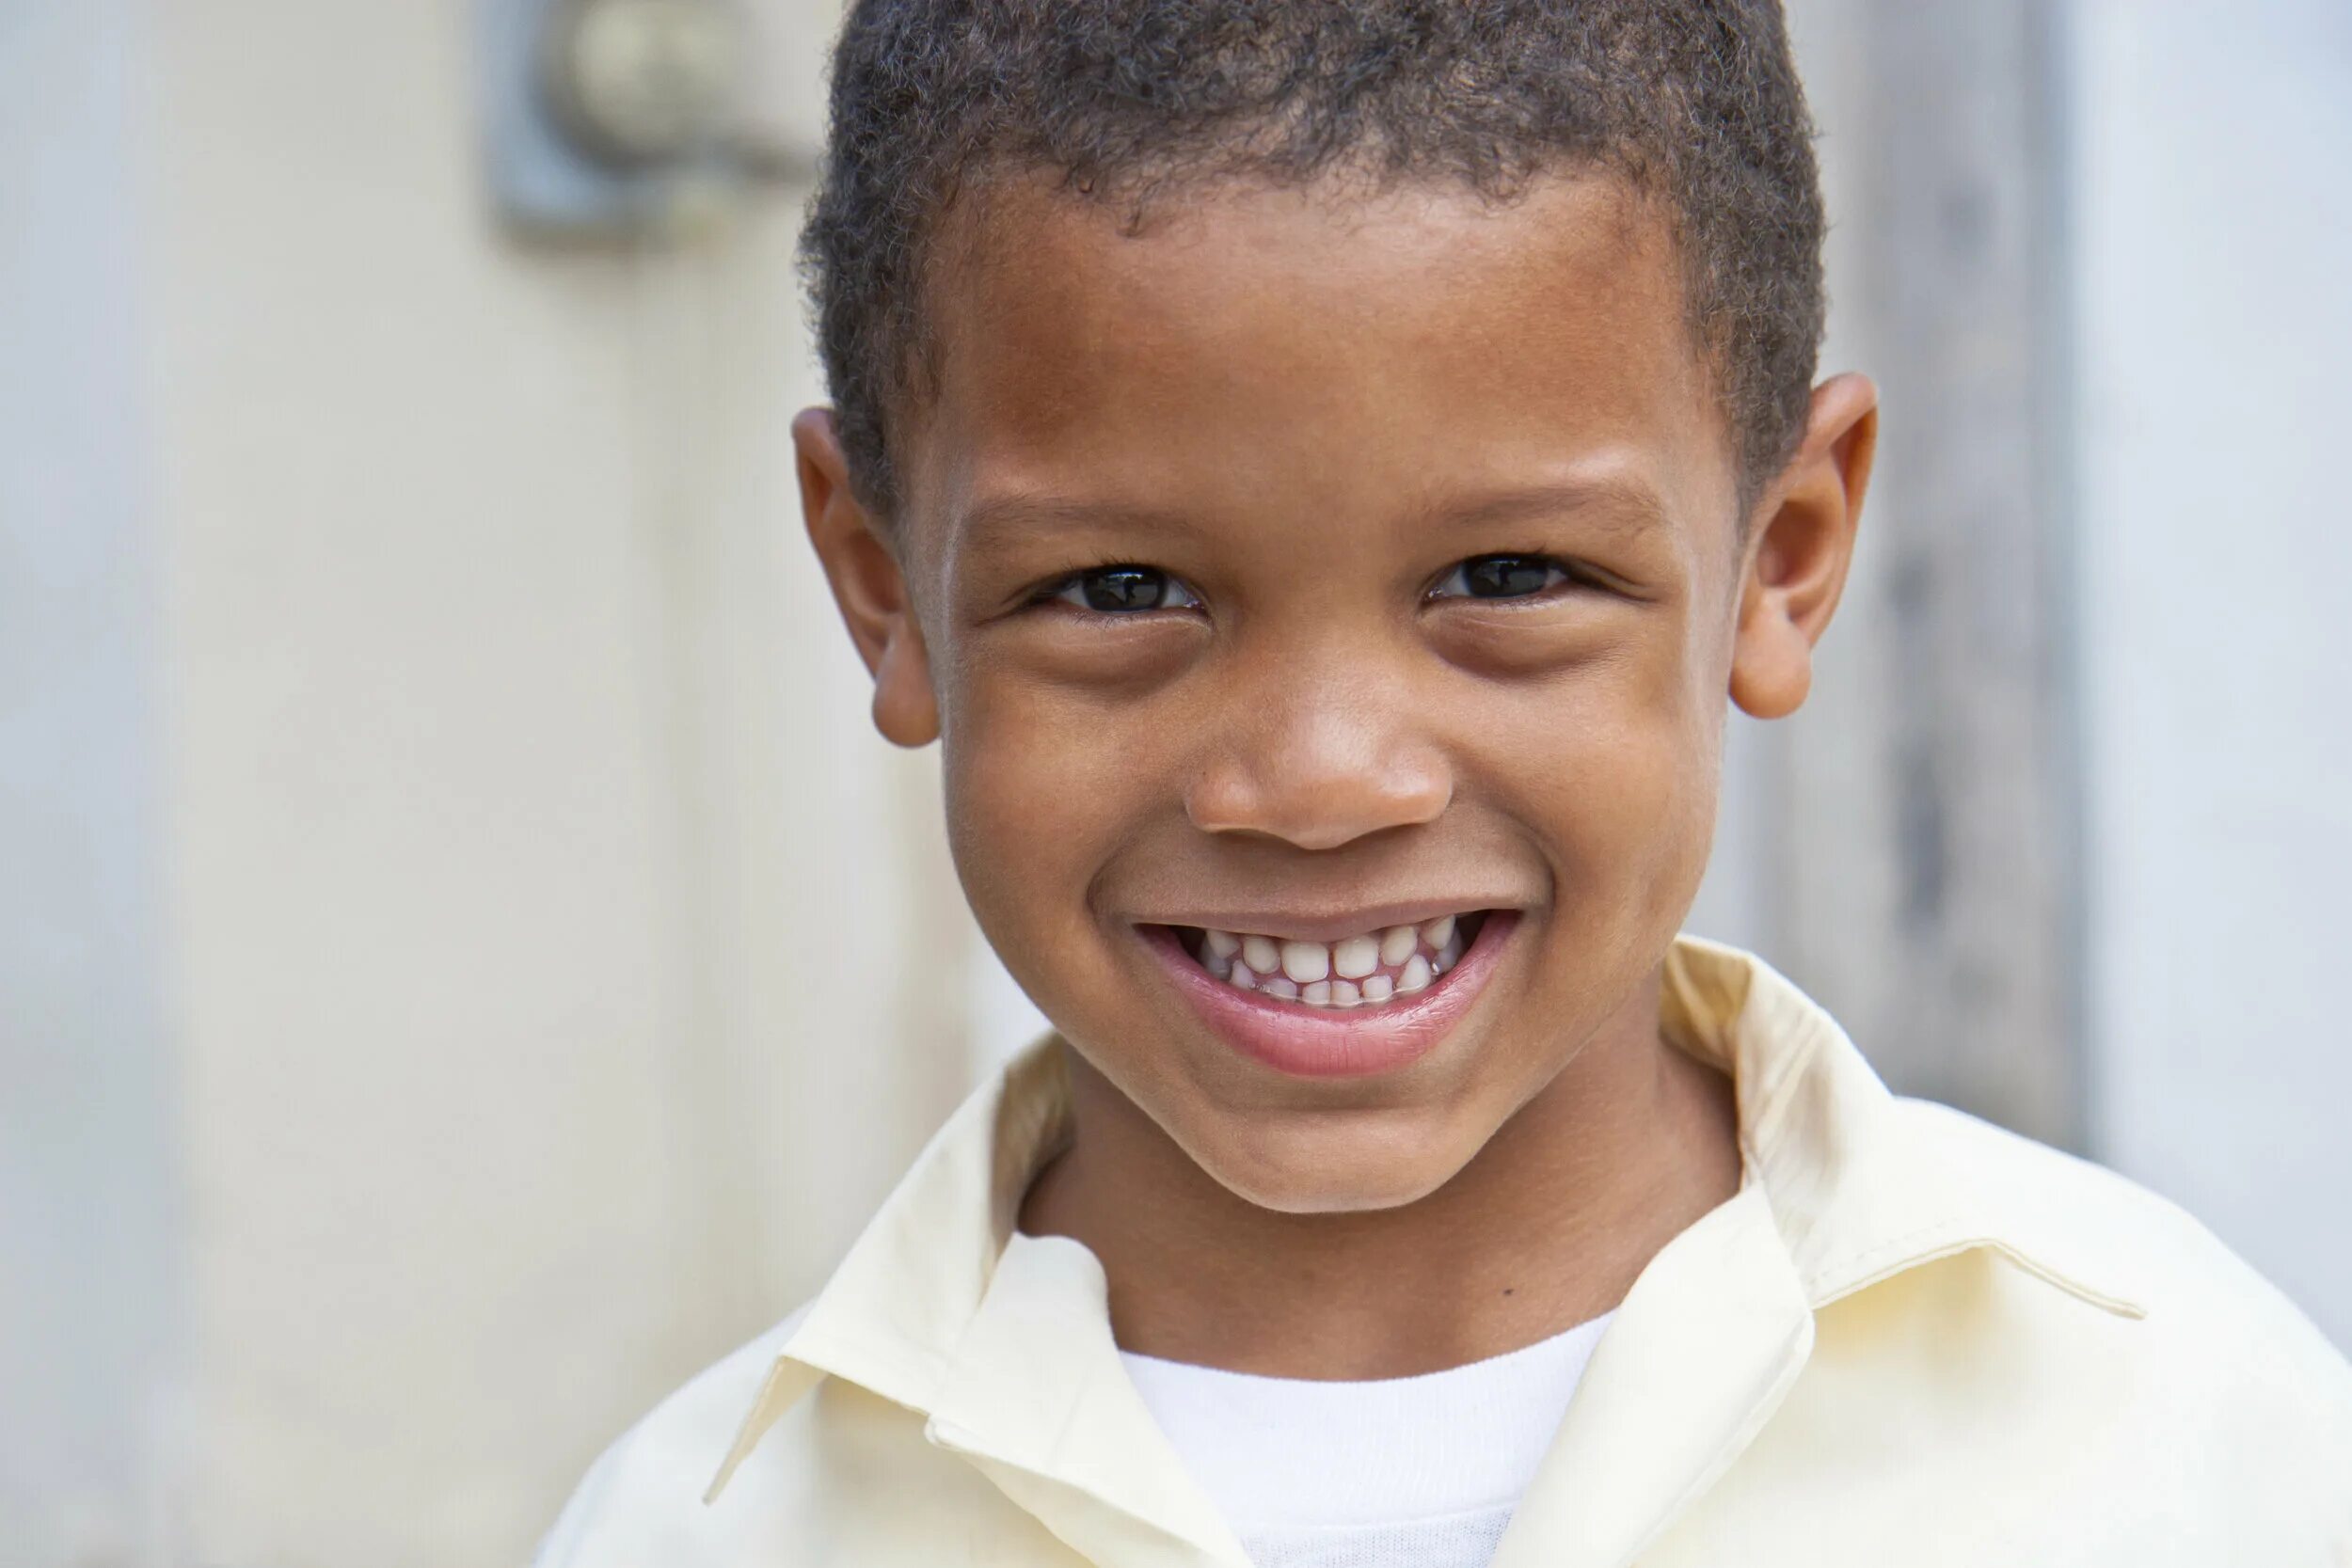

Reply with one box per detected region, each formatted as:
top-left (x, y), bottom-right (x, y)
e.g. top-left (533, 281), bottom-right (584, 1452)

top-left (538, 937), bottom-right (2352, 1566)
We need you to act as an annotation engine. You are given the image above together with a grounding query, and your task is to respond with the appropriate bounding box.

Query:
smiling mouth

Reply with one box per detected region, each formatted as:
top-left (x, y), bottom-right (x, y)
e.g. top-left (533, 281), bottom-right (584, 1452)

top-left (1167, 912), bottom-right (1490, 1009)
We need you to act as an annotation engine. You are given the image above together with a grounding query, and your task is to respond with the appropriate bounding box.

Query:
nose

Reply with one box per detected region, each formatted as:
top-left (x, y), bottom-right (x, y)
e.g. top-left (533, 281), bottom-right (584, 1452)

top-left (1184, 654), bottom-right (1453, 851)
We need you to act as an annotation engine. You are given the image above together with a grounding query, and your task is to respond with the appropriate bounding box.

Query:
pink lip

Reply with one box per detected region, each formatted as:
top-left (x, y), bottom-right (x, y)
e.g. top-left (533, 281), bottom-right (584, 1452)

top-left (1138, 912), bottom-right (1520, 1079)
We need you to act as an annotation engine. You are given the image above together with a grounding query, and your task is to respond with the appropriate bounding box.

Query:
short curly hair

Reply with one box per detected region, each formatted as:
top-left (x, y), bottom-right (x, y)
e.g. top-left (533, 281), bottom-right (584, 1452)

top-left (804, 0), bottom-right (1825, 520)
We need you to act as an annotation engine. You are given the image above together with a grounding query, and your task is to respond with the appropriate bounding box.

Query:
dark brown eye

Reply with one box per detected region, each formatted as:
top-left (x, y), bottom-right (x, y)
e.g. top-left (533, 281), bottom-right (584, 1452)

top-left (1051, 565), bottom-right (1202, 613)
top-left (1432, 554), bottom-right (1569, 600)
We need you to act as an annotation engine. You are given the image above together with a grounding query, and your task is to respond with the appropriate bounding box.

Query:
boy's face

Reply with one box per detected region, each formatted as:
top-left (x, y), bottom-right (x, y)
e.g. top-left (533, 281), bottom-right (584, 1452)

top-left (802, 172), bottom-right (1872, 1212)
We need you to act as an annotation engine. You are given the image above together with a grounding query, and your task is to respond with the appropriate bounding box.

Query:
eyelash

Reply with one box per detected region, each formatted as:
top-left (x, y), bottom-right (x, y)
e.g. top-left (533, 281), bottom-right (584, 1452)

top-left (1028, 563), bottom-right (1204, 616)
top-left (1426, 553), bottom-right (1589, 603)
top-left (1023, 552), bottom-right (1597, 618)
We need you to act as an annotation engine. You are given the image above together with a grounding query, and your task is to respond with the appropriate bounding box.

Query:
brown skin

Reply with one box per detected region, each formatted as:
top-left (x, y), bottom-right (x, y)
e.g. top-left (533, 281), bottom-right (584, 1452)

top-left (800, 171), bottom-right (1876, 1378)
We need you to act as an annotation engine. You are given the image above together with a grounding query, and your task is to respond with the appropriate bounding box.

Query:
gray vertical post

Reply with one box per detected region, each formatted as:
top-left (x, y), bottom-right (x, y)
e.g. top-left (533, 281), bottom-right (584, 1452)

top-left (0, 2), bottom-right (183, 1562)
top-left (1770, 1), bottom-right (2082, 1147)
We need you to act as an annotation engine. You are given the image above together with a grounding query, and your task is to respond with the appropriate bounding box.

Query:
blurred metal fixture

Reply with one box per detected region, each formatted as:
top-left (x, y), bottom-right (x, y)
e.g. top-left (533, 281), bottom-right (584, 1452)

top-left (478, 0), bottom-right (803, 240)
top-left (542, 0), bottom-right (747, 169)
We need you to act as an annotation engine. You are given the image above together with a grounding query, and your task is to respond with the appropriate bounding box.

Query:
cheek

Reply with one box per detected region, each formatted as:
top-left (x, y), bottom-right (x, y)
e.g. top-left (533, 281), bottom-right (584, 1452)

top-left (1510, 638), bottom-right (1724, 929)
top-left (939, 672), bottom-right (1145, 947)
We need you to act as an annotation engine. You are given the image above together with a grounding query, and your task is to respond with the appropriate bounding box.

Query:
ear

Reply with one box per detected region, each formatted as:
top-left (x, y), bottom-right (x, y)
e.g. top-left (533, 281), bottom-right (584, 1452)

top-left (794, 407), bottom-right (941, 748)
top-left (1729, 372), bottom-right (1879, 720)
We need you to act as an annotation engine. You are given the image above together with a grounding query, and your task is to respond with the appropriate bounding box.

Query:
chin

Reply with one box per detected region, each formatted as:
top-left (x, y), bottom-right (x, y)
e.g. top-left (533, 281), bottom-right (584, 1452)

top-left (1184, 1112), bottom-right (1479, 1215)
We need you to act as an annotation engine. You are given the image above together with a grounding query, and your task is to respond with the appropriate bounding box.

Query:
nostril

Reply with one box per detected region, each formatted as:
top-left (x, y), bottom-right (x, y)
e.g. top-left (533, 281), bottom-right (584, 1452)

top-left (1182, 748), bottom-right (1452, 851)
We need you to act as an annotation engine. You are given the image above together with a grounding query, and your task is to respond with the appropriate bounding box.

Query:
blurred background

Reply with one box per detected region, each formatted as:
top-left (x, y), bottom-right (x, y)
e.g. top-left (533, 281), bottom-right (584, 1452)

top-left (3, 0), bottom-right (2346, 1562)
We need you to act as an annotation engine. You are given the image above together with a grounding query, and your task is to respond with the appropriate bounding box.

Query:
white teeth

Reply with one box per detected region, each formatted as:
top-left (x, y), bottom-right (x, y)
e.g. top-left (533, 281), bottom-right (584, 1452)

top-left (1279, 941), bottom-right (1330, 984)
top-left (1206, 914), bottom-right (1482, 1006)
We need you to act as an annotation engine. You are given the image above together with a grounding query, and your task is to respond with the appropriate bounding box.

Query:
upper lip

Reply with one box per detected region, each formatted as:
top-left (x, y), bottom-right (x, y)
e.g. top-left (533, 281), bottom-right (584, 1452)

top-left (1131, 898), bottom-right (1518, 944)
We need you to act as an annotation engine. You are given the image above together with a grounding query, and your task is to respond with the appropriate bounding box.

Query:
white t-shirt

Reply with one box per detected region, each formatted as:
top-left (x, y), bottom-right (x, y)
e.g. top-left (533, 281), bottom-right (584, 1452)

top-left (1120, 1312), bottom-right (1614, 1568)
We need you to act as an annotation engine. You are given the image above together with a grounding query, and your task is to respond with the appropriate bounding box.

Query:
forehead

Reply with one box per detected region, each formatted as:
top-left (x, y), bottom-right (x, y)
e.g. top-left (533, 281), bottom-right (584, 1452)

top-left (900, 170), bottom-right (1734, 547)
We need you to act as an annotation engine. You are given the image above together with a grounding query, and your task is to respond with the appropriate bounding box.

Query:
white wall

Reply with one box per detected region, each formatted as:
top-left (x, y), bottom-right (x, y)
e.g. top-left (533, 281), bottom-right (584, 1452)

top-left (8, 2), bottom-right (983, 1562)
top-left (2070, 0), bottom-right (2352, 1348)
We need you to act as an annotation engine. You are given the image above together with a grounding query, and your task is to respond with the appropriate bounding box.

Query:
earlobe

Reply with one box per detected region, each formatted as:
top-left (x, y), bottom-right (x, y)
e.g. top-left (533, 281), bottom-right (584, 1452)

top-left (1729, 372), bottom-right (1878, 721)
top-left (794, 407), bottom-right (942, 748)
top-left (871, 634), bottom-right (942, 748)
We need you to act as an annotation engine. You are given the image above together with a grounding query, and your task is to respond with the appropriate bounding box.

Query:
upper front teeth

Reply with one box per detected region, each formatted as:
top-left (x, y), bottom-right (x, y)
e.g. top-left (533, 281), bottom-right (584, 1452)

top-left (1279, 941), bottom-right (1329, 984)
top-left (1198, 916), bottom-right (1472, 1008)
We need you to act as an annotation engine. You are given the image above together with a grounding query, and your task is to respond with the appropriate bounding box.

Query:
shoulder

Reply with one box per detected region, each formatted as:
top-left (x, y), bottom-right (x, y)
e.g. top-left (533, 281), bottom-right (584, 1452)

top-left (1893, 1095), bottom-right (2333, 1342)
top-left (532, 1305), bottom-right (814, 1568)
top-left (1890, 1097), bottom-right (2352, 1503)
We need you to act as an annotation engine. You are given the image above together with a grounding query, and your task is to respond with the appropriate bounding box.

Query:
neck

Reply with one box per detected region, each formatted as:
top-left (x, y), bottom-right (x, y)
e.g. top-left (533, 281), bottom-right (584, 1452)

top-left (1018, 967), bottom-right (1742, 1379)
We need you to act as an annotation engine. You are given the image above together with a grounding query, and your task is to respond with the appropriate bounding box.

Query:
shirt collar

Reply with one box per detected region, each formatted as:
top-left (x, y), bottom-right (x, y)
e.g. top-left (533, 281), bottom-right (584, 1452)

top-left (707, 935), bottom-right (2144, 1521)
top-left (1656, 938), bottom-right (2146, 1320)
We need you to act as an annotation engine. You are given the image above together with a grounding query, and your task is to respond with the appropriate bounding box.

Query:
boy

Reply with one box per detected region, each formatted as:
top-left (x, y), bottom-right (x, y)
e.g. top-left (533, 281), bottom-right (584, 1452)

top-left (540, 2), bottom-right (2352, 1563)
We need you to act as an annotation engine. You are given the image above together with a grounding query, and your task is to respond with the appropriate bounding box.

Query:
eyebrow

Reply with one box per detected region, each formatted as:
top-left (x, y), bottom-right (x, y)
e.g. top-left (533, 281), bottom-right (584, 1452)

top-left (958, 493), bottom-right (1211, 549)
top-left (956, 471), bottom-right (1673, 547)
top-left (1409, 474), bottom-right (1674, 542)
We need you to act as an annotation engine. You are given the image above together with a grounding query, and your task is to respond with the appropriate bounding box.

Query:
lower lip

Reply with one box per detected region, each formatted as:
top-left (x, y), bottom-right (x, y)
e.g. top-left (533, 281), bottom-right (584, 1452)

top-left (1139, 913), bottom-right (1519, 1080)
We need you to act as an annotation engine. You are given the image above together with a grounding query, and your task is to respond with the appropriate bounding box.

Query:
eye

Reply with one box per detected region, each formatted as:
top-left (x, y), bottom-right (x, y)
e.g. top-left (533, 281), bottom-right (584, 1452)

top-left (1428, 553), bottom-right (1576, 601)
top-left (1047, 564), bottom-right (1203, 614)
